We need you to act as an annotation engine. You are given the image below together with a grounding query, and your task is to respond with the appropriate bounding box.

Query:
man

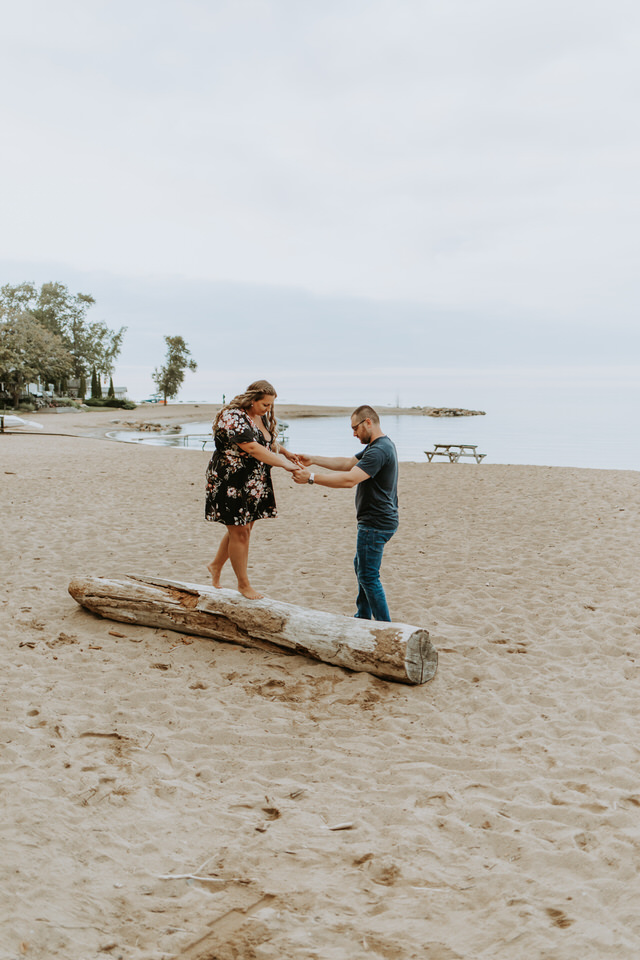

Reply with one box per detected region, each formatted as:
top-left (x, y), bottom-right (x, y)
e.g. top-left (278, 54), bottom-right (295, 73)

top-left (293, 405), bottom-right (399, 622)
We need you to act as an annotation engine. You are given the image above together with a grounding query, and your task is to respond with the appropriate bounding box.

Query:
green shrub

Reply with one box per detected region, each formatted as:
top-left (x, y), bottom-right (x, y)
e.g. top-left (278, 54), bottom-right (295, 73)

top-left (84, 397), bottom-right (136, 409)
top-left (104, 397), bottom-right (136, 409)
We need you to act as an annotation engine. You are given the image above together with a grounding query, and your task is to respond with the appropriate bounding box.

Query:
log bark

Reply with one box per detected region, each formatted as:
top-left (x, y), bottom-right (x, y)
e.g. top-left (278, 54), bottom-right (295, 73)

top-left (68, 575), bottom-right (437, 685)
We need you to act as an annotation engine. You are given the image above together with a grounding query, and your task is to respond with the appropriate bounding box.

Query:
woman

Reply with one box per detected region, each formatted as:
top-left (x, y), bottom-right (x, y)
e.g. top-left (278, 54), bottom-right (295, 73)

top-left (205, 380), bottom-right (300, 599)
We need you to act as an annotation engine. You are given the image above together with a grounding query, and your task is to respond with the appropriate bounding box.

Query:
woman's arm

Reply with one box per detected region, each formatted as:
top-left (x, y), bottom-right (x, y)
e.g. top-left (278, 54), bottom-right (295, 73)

top-left (237, 440), bottom-right (299, 472)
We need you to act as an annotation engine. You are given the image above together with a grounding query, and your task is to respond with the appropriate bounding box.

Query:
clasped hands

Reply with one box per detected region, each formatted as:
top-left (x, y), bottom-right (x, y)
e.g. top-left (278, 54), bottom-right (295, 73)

top-left (282, 450), bottom-right (313, 483)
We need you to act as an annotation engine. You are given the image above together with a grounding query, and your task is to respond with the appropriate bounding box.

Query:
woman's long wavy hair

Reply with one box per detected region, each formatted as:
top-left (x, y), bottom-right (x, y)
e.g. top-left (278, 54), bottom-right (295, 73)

top-left (213, 380), bottom-right (278, 437)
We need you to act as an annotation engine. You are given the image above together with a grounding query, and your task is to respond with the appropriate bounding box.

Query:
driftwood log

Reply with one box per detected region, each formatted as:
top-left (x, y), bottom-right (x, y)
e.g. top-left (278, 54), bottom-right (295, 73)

top-left (68, 575), bottom-right (437, 685)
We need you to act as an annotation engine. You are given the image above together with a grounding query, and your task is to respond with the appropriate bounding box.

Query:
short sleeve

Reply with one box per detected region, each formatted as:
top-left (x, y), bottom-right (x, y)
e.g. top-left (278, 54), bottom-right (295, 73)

top-left (355, 443), bottom-right (386, 478)
top-left (217, 409), bottom-right (256, 445)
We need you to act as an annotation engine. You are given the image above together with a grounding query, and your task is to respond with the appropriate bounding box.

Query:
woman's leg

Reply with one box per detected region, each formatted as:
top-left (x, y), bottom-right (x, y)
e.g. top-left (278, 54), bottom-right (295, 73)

top-left (207, 530), bottom-right (230, 587)
top-left (226, 522), bottom-right (263, 599)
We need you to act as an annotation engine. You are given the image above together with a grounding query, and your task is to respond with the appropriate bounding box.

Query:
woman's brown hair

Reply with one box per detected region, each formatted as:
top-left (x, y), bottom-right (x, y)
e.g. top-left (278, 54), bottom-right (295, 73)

top-left (213, 379), bottom-right (278, 437)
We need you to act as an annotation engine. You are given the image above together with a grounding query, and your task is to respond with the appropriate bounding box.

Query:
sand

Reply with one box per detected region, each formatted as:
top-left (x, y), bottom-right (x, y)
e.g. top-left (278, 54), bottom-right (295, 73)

top-left (1, 407), bottom-right (639, 959)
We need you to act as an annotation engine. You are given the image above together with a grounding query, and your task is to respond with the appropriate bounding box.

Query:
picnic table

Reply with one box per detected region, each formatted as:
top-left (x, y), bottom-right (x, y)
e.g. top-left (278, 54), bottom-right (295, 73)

top-left (425, 443), bottom-right (486, 463)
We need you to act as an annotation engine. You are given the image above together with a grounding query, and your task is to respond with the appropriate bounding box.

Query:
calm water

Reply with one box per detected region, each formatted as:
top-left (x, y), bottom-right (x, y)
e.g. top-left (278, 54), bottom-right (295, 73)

top-left (111, 366), bottom-right (640, 472)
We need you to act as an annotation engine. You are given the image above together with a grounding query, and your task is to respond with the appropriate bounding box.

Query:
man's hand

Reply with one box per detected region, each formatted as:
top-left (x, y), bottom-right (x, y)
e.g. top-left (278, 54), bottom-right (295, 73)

top-left (296, 454), bottom-right (313, 467)
top-left (293, 467), bottom-right (311, 484)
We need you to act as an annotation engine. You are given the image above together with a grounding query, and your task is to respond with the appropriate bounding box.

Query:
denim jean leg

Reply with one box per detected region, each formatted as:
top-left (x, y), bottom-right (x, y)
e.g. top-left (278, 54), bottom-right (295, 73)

top-left (354, 548), bottom-right (372, 619)
top-left (354, 525), bottom-right (396, 622)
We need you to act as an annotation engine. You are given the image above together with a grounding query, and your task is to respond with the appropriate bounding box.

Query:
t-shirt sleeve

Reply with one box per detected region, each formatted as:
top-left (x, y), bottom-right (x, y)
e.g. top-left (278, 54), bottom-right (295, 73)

top-left (218, 409), bottom-right (255, 445)
top-left (355, 443), bottom-right (387, 478)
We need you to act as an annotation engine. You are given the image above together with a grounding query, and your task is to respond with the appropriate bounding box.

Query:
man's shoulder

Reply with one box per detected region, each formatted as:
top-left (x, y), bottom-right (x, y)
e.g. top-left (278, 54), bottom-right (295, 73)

top-left (357, 435), bottom-right (396, 470)
top-left (370, 435), bottom-right (397, 459)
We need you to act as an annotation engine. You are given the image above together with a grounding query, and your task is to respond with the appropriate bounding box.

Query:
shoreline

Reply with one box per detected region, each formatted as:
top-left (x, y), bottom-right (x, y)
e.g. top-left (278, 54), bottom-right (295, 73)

top-left (22, 401), bottom-right (485, 442)
top-left (30, 400), bottom-right (483, 419)
top-left (8, 405), bottom-right (639, 473)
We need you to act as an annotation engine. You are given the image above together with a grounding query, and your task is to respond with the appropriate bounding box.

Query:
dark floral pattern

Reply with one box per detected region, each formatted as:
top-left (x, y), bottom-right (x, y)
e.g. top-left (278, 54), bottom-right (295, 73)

top-left (205, 408), bottom-right (277, 526)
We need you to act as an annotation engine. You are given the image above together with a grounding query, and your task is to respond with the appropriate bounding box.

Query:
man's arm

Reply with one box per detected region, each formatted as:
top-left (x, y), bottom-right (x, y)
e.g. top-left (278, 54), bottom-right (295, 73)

top-left (293, 464), bottom-right (369, 488)
top-left (298, 453), bottom-right (358, 471)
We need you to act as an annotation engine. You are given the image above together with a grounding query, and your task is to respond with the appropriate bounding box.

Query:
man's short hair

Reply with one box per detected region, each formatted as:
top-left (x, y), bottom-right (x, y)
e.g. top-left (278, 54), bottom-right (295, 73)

top-left (352, 404), bottom-right (379, 424)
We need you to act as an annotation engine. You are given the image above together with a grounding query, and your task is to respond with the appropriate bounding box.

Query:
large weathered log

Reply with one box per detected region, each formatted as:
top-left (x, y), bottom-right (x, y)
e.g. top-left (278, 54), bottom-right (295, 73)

top-left (68, 575), bottom-right (437, 685)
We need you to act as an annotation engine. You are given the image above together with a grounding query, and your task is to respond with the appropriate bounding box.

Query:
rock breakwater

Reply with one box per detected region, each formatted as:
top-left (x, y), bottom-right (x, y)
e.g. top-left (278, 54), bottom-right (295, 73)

top-left (417, 407), bottom-right (486, 417)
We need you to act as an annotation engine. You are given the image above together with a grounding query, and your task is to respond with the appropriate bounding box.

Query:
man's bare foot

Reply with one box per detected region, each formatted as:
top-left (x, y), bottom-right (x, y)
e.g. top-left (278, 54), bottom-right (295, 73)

top-left (207, 561), bottom-right (222, 587)
top-left (238, 584), bottom-right (264, 600)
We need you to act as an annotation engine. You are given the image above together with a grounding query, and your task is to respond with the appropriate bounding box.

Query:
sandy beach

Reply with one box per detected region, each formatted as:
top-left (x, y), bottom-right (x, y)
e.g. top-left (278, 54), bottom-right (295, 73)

top-left (2, 406), bottom-right (639, 959)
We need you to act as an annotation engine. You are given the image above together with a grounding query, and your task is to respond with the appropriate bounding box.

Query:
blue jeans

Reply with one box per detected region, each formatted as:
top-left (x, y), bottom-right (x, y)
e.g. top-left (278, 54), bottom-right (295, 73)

top-left (353, 524), bottom-right (397, 622)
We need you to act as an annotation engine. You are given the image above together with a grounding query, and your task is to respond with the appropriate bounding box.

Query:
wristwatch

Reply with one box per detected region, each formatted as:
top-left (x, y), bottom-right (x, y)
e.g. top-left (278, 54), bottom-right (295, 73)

top-left (307, 473), bottom-right (315, 484)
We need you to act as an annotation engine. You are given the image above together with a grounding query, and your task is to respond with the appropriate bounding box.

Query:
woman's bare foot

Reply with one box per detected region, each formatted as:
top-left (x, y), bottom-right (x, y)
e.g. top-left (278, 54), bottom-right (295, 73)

top-left (207, 561), bottom-right (222, 587)
top-left (238, 584), bottom-right (264, 600)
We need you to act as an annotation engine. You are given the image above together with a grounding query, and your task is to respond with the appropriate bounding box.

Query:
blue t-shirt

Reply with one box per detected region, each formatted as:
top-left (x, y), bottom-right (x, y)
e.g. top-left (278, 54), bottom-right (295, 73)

top-left (354, 435), bottom-right (399, 529)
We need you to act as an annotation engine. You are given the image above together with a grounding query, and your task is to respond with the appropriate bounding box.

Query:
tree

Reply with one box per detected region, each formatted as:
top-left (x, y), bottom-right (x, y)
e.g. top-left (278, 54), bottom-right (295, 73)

top-left (152, 336), bottom-right (197, 404)
top-left (108, 376), bottom-right (115, 399)
top-left (0, 282), bottom-right (126, 384)
top-left (91, 368), bottom-right (102, 399)
top-left (0, 313), bottom-right (74, 407)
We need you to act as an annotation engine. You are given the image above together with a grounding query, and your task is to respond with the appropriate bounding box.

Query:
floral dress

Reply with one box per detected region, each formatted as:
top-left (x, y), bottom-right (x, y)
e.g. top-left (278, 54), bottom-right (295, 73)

top-left (205, 408), bottom-right (278, 526)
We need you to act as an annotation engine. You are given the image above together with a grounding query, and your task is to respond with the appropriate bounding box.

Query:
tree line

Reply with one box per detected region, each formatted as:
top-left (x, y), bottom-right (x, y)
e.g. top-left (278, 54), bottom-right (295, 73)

top-left (0, 282), bottom-right (125, 407)
top-left (0, 281), bottom-right (197, 407)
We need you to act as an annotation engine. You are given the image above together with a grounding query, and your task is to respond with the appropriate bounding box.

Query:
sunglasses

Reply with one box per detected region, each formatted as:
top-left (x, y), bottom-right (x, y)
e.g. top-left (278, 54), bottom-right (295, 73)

top-left (351, 418), bottom-right (369, 432)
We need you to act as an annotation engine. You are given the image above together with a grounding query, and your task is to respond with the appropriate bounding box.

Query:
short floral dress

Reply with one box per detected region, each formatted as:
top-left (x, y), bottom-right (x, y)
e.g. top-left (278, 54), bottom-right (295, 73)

top-left (205, 408), bottom-right (278, 526)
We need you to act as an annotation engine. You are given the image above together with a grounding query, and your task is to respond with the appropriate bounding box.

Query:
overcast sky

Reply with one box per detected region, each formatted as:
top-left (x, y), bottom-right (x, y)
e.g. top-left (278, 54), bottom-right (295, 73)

top-left (2, 0), bottom-right (639, 397)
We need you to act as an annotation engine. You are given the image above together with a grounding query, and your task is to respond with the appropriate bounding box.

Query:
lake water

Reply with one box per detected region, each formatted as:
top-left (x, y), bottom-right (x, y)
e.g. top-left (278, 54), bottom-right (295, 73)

top-left (111, 366), bottom-right (640, 472)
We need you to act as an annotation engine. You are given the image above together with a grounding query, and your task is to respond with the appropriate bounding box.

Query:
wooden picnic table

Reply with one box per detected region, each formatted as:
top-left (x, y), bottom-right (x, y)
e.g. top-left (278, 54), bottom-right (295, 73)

top-left (425, 443), bottom-right (486, 463)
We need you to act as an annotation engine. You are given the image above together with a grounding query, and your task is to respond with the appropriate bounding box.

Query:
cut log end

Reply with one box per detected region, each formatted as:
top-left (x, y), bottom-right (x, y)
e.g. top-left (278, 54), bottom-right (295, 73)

top-left (405, 629), bottom-right (438, 684)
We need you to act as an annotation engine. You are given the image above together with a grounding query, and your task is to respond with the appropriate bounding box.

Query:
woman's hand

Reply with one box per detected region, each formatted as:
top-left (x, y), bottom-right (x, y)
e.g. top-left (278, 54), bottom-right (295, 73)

top-left (282, 448), bottom-right (303, 467)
